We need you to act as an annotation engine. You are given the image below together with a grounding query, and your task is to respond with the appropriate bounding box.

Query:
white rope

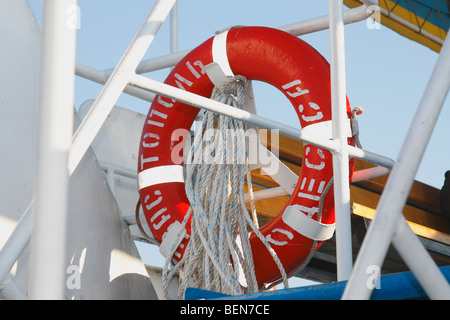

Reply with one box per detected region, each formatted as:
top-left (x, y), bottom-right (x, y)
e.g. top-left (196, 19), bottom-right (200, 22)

top-left (161, 75), bottom-right (288, 299)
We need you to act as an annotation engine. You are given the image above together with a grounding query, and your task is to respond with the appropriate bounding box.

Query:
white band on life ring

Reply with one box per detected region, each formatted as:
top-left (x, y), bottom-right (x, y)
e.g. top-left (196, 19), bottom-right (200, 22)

top-left (212, 30), bottom-right (234, 77)
top-left (301, 119), bottom-right (352, 142)
top-left (159, 220), bottom-right (186, 258)
top-left (138, 165), bottom-right (184, 190)
top-left (282, 205), bottom-right (335, 241)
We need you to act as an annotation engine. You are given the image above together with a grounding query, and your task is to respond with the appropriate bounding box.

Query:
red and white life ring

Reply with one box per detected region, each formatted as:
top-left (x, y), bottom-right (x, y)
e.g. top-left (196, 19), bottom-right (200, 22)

top-left (138, 26), bottom-right (355, 287)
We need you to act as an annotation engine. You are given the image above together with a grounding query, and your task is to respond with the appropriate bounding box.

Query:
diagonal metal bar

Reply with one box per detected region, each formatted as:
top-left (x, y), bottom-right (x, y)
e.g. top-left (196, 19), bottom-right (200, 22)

top-left (69, 0), bottom-right (176, 175)
top-left (342, 28), bottom-right (450, 300)
top-left (329, 0), bottom-right (353, 281)
top-left (0, 202), bottom-right (32, 292)
top-left (129, 73), bottom-right (394, 169)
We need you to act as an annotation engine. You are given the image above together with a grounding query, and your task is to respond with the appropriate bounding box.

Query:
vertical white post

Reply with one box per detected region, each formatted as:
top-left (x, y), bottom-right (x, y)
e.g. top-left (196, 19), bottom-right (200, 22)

top-left (343, 28), bottom-right (450, 300)
top-left (329, 0), bottom-right (353, 281)
top-left (170, 0), bottom-right (178, 54)
top-left (29, 0), bottom-right (77, 300)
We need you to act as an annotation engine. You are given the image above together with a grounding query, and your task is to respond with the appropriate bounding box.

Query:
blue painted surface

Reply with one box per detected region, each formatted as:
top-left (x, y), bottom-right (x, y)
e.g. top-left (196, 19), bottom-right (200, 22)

top-left (185, 266), bottom-right (450, 300)
top-left (396, 0), bottom-right (450, 31)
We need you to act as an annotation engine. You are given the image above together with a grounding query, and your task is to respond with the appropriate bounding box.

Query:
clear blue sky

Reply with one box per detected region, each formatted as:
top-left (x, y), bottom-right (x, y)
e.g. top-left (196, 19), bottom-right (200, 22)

top-left (28, 0), bottom-right (449, 287)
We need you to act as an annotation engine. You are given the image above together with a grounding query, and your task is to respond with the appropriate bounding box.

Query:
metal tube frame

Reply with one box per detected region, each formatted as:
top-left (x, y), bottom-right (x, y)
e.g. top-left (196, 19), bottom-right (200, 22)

top-left (28, 0), bottom-right (78, 300)
top-left (69, 0), bottom-right (177, 175)
top-left (329, 0), bottom-right (353, 281)
top-left (342, 24), bottom-right (450, 299)
top-left (2, 0), bottom-right (448, 300)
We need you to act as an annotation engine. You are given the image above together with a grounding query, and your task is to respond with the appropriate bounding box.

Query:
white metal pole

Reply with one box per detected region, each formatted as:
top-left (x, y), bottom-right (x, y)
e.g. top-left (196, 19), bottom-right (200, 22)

top-left (29, 0), bottom-right (77, 300)
top-left (342, 28), bottom-right (450, 300)
top-left (75, 63), bottom-right (157, 102)
top-left (129, 73), bottom-right (394, 169)
top-left (392, 217), bottom-right (450, 299)
top-left (0, 203), bottom-right (32, 287)
top-left (170, 0), bottom-right (178, 55)
top-left (69, 0), bottom-right (176, 175)
top-left (0, 275), bottom-right (27, 300)
top-left (329, 0), bottom-right (353, 281)
top-left (281, 3), bottom-right (371, 36)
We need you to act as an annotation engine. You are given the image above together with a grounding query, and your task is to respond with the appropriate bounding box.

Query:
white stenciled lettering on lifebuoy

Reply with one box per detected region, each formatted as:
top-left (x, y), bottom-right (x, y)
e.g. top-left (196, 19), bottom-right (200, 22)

top-left (304, 146), bottom-right (325, 170)
top-left (317, 180), bottom-right (326, 194)
top-left (143, 189), bottom-right (172, 231)
top-left (150, 205), bottom-right (170, 230)
top-left (282, 79), bottom-right (310, 97)
top-left (174, 73), bottom-right (193, 90)
top-left (147, 108), bottom-right (168, 128)
top-left (140, 154), bottom-right (158, 171)
top-left (150, 207), bottom-right (170, 230)
top-left (298, 102), bottom-right (324, 122)
top-left (298, 177), bottom-right (327, 201)
top-left (301, 177), bottom-right (326, 193)
top-left (186, 60), bottom-right (206, 79)
top-left (266, 228), bottom-right (294, 246)
top-left (157, 96), bottom-right (174, 108)
top-left (297, 192), bottom-right (320, 201)
top-left (144, 190), bottom-right (162, 210)
top-left (308, 178), bottom-right (315, 192)
top-left (142, 132), bottom-right (160, 148)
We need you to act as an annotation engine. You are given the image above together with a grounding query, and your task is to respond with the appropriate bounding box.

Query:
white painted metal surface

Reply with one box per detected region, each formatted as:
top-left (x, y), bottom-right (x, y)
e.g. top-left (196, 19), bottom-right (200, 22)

top-left (0, 0), bottom-right (157, 300)
top-left (329, 0), bottom-right (353, 281)
top-left (64, 120), bottom-right (157, 299)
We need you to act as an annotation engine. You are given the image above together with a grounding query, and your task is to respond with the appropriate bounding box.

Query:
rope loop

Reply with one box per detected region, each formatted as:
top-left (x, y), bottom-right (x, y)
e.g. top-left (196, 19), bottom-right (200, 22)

top-left (161, 75), bottom-right (288, 299)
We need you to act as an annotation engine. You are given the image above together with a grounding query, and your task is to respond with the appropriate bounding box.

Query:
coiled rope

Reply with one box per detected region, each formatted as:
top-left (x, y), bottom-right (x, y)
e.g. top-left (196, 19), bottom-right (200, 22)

top-left (161, 75), bottom-right (288, 299)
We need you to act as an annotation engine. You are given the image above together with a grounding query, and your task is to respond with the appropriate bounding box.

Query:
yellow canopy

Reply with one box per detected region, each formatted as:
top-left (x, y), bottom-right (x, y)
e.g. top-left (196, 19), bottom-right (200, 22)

top-left (344, 0), bottom-right (449, 52)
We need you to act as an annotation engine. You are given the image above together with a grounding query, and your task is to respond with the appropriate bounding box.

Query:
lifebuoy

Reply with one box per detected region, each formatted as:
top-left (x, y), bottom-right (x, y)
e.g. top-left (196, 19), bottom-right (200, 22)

top-left (138, 26), bottom-right (355, 287)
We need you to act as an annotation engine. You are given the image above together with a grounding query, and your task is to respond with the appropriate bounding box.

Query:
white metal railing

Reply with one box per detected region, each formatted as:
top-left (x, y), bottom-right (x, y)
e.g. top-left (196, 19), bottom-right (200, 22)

top-left (69, 0), bottom-right (177, 175)
top-left (1, 0), bottom-right (449, 300)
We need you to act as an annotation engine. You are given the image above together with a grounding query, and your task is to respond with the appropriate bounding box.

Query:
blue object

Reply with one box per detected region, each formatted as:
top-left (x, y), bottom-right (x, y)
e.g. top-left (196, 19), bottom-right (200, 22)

top-left (185, 266), bottom-right (450, 300)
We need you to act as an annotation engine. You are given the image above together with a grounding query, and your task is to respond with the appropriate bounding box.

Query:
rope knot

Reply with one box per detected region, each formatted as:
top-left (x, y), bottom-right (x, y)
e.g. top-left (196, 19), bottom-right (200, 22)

top-left (212, 75), bottom-right (249, 108)
top-left (351, 106), bottom-right (364, 149)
